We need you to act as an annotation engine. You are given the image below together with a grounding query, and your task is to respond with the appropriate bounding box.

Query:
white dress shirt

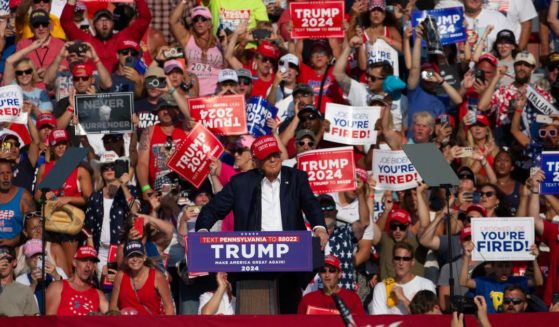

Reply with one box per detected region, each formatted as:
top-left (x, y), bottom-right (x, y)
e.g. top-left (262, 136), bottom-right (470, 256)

top-left (261, 172), bottom-right (283, 231)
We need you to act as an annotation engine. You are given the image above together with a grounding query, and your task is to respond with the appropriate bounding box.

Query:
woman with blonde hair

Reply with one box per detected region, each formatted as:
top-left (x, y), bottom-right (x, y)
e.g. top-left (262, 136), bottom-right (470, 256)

top-left (3, 56), bottom-right (52, 113)
top-left (462, 114), bottom-right (499, 184)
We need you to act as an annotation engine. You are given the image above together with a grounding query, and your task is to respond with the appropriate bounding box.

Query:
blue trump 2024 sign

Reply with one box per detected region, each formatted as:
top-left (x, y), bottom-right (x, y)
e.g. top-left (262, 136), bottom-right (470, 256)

top-left (411, 7), bottom-right (466, 45)
top-left (246, 97), bottom-right (278, 137)
top-left (187, 231), bottom-right (313, 272)
top-left (541, 151), bottom-right (559, 195)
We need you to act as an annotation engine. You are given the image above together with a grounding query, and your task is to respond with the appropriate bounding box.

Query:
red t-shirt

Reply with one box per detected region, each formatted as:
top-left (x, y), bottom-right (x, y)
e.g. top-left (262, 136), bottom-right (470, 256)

top-left (297, 288), bottom-right (365, 315)
top-left (243, 63), bottom-right (274, 98)
top-left (298, 63), bottom-right (347, 113)
top-left (57, 280), bottom-right (100, 316)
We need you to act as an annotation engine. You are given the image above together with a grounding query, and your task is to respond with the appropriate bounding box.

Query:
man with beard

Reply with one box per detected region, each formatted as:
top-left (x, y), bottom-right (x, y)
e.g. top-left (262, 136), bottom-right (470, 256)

top-left (46, 246), bottom-right (108, 315)
top-left (479, 51), bottom-right (554, 148)
top-left (501, 285), bottom-right (529, 313)
top-left (0, 159), bottom-right (36, 246)
top-left (60, 0), bottom-right (151, 72)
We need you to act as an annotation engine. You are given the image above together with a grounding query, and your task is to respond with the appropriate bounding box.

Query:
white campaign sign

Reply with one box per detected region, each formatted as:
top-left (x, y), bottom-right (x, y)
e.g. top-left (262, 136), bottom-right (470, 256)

top-left (324, 103), bottom-right (380, 145)
top-left (471, 217), bottom-right (535, 262)
top-left (372, 149), bottom-right (420, 191)
top-left (0, 85), bottom-right (27, 124)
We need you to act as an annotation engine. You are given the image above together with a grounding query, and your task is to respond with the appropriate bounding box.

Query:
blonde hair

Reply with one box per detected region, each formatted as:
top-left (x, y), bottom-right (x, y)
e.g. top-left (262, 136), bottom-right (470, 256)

top-left (13, 58), bottom-right (38, 85)
top-left (412, 112), bottom-right (435, 129)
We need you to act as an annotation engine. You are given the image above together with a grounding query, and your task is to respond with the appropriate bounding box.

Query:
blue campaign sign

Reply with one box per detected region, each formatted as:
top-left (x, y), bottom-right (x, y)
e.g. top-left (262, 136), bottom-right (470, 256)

top-left (187, 231), bottom-right (313, 272)
top-left (246, 97), bottom-right (278, 137)
top-left (540, 151), bottom-right (559, 195)
top-left (411, 7), bottom-right (466, 45)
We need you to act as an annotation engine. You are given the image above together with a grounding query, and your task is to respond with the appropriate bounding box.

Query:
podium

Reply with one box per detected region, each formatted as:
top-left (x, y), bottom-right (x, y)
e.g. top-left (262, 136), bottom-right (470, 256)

top-left (187, 231), bottom-right (324, 314)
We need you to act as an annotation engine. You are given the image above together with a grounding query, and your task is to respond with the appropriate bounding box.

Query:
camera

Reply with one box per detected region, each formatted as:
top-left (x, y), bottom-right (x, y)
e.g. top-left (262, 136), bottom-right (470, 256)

top-left (146, 76), bottom-right (166, 89)
top-left (68, 42), bottom-right (89, 54)
top-left (421, 70), bottom-right (434, 81)
top-left (124, 56), bottom-right (136, 68)
top-left (163, 47), bottom-right (184, 59)
top-left (451, 296), bottom-right (477, 314)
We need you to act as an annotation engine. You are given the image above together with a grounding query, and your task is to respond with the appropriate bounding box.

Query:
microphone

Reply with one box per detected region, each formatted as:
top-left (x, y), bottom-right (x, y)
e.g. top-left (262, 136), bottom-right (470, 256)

top-left (332, 293), bottom-right (356, 327)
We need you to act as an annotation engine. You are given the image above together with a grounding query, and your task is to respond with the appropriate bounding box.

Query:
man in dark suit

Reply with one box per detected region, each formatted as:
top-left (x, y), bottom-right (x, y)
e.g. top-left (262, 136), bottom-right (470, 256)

top-left (196, 135), bottom-right (328, 244)
top-left (195, 135), bottom-right (328, 314)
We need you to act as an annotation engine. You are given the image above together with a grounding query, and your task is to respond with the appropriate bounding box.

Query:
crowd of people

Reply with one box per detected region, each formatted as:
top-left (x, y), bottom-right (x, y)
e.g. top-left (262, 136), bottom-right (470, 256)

top-left (0, 0), bottom-right (558, 323)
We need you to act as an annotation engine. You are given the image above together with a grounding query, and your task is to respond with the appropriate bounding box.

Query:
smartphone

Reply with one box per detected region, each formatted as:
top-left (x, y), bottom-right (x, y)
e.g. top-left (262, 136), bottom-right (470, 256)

top-left (536, 115), bottom-right (553, 124)
top-left (252, 29), bottom-right (272, 40)
top-left (456, 147), bottom-right (474, 158)
top-left (439, 114), bottom-right (449, 125)
top-left (472, 192), bottom-right (481, 204)
top-left (114, 159), bottom-right (129, 179)
top-left (278, 59), bottom-right (289, 73)
top-left (102, 245), bottom-right (118, 288)
top-left (188, 205), bottom-right (202, 215)
top-left (125, 56), bottom-right (136, 68)
top-left (134, 217), bottom-right (144, 238)
top-left (474, 68), bottom-right (485, 82)
top-left (36, 257), bottom-right (43, 271)
top-left (462, 192), bottom-right (473, 202)
top-left (1, 142), bottom-right (11, 153)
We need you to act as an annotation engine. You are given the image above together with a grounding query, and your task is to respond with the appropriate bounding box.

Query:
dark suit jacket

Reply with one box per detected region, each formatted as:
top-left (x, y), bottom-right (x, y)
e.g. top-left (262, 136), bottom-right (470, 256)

top-left (196, 166), bottom-right (325, 231)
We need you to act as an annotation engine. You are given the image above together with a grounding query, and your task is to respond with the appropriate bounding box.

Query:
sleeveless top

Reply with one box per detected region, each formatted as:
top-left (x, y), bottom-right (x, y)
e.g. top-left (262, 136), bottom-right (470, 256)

top-left (43, 161), bottom-right (81, 197)
top-left (0, 187), bottom-right (24, 239)
top-left (118, 268), bottom-right (161, 315)
top-left (366, 26), bottom-right (392, 63)
top-left (185, 35), bottom-right (223, 96)
top-left (15, 241), bottom-right (54, 276)
top-left (148, 124), bottom-right (187, 186)
top-left (57, 280), bottom-right (100, 316)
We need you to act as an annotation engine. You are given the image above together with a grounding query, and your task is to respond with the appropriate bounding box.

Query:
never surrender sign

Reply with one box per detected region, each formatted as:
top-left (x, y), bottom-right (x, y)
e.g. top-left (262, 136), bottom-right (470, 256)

top-left (0, 85), bottom-right (26, 124)
top-left (75, 92), bottom-right (133, 134)
top-left (373, 149), bottom-right (419, 191)
top-left (290, 1), bottom-right (344, 39)
top-left (324, 103), bottom-right (380, 145)
top-left (540, 151), bottom-right (559, 195)
top-left (188, 94), bottom-right (247, 135)
top-left (166, 123), bottom-right (224, 188)
top-left (472, 217), bottom-right (535, 262)
top-left (187, 231), bottom-right (313, 272)
top-left (411, 7), bottom-right (466, 45)
top-left (297, 146), bottom-right (355, 194)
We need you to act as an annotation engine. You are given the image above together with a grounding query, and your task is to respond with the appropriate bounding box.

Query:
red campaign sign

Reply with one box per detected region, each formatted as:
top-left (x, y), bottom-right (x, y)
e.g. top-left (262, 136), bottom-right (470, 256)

top-left (290, 1), bottom-right (345, 39)
top-left (188, 94), bottom-right (247, 135)
top-left (297, 146), bottom-right (355, 194)
top-left (166, 123), bottom-right (224, 188)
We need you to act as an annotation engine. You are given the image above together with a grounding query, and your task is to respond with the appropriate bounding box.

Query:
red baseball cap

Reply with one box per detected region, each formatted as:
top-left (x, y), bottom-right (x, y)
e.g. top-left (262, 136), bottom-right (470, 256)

top-left (388, 208), bottom-right (411, 225)
top-left (355, 168), bottom-right (368, 183)
top-left (48, 129), bottom-right (69, 146)
top-left (71, 62), bottom-right (94, 77)
top-left (251, 135), bottom-right (281, 161)
top-left (36, 113), bottom-right (57, 130)
top-left (474, 114), bottom-right (490, 126)
top-left (74, 246), bottom-right (100, 262)
top-left (257, 42), bottom-right (280, 60)
top-left (460, 225), bottom-right (472, 242)
top-left (465, 204), bottom-right (487, 217)
top-left (436, 114), bottom-right (456, 129)
top-left (117, 39), bottom-right (140, 52)
top-left (324, 254), bottom-right (341, 271)
top-left (478, 53), bottom-right (498, 67)
top-left (421, 62), bottom-right (440, 74)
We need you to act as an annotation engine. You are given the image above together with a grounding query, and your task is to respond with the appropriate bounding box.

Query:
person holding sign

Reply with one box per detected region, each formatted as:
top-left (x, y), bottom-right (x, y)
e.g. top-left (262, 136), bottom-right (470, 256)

top-left (196, 135), bottom-right (327, 313)
top-left (459, 238), bottom-right (542, 313)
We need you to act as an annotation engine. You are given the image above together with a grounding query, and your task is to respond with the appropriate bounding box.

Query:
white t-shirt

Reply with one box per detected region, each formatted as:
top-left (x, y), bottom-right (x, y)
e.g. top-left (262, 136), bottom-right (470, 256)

top-left (100, 197), bottom-right (114, 247)
top-left (465, 9), bottom-right (514, 50)
top-left (369, 275), bottom-right (436, 314)
top-left (331, 192), bottom-right (359, 224)
top-left (198, 291), bottom-right (235, 315)
top-left (492, 0), bottom-right (536, 41)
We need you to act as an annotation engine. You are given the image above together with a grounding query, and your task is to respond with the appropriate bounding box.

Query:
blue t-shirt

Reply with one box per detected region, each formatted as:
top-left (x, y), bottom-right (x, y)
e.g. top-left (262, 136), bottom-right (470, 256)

top-left (406, 85), bottom-right (449, 138)
top-left (0, 187), bottom-right (25, 240)
top-left (473, 276), bottom-right (529, 313)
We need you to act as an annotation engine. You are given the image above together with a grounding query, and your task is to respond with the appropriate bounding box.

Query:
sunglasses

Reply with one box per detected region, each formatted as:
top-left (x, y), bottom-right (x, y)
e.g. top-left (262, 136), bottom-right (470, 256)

top-left (539, 129), bottom-right (558, 138)
top-left (24, 211), bottom-right (43, 224)
top-left (366, 74), bottom-right (385, 82)
top-left (459, 174), bottom-right (473, 180)
top-left (119, 49), bottom-right (139, 57)
top-left (193, 16), bottom-right (209, 23)
top-left (321, 205), bottom-right (336, 212)
top-left (318, 267), bottom-right (338, 273)
top-left (32, 22), bottom-right (49, 29)
top-left (15, 68), bottom-right (33, 76)
top-left (101, 164), bottom-right (115, 172)
top-left (220, 81), bottom-right (238, 87)
top-left (503, 298), bottom-right (524, 305)
top-left (393, 256), bottom-right (413, 262)
top-left (389, 222), bottom-right (408, 231)
top-left (480, 191), bottom-right (495, 198)
top-left (297, 140), bottom-right (315, 147)
top-left (33, 0), bottom-right (50, 3)
top-left (231, 148), bottom-right (249, 156)
top-left (239, 77), bottom-right (252, 85)
top-left (72, 76), bottom-right (90, 82)
top-left (260, 57), bottom-right (277, 65)
top-left (300, 114), bottom-right (318, 122)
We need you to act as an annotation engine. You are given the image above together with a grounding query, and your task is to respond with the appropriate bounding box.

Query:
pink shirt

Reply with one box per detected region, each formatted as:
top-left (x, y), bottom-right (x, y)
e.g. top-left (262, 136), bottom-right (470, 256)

top-left (16, 37), bottom-right (68, 72)
top-left (185, 36), bottom-right (223, 96)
